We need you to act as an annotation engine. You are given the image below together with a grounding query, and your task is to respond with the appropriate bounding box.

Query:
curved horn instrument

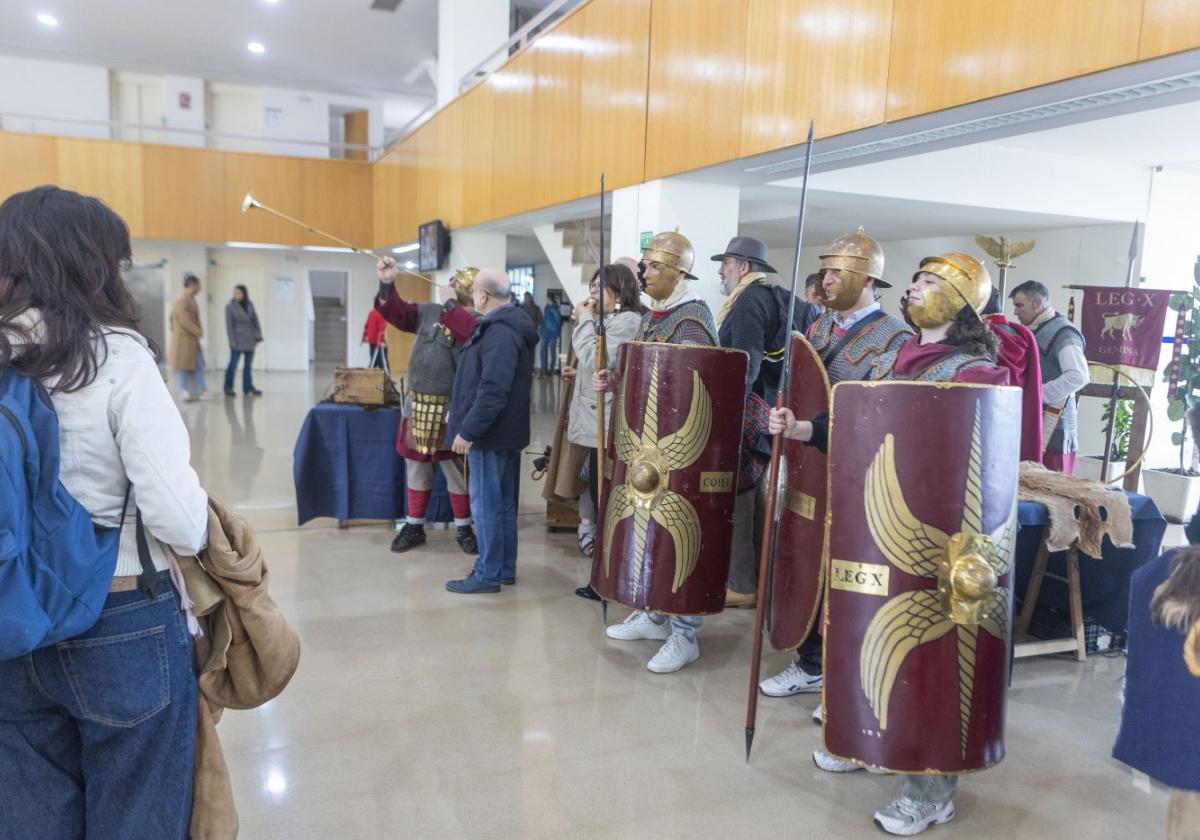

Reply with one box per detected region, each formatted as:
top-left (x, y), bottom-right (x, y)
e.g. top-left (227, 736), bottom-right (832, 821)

top-left (239, 192), bottom-right (444, 288)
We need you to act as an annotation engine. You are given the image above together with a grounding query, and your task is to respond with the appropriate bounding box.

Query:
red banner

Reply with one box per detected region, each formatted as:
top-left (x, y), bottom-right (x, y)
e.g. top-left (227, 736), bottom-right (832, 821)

top-left (1078, 286), bottom-right (1171, 386)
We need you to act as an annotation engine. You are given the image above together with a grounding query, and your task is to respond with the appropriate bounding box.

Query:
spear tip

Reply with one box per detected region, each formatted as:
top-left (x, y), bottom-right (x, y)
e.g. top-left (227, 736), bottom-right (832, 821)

top-left (745, 727), bottom-right (755, 762)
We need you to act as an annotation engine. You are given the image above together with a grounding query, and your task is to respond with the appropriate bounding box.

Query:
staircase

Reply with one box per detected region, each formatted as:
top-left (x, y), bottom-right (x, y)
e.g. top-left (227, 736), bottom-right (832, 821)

top-left (532, 216), bottom-right (610, 303)
top-left (313, 297), bottom-right (347, 364)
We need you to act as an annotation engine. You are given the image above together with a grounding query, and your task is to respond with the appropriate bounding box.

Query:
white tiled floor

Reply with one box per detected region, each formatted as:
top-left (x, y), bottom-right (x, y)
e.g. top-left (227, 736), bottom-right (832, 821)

top-left (181, 368), bottom-right (1171, 839)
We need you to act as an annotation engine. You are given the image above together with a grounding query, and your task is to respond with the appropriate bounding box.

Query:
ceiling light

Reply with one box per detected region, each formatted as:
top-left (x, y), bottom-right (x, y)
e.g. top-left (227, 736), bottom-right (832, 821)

top-left (247, 41), bottom-right (266, 54)
top-left (404, 260), bottom-right (417, 269)
top-left (302, 245), bottom-right (353, 253)
top-left (392, 242), bottom-right (419, 254)
top-left (37, 13), bottom-right (58, 26)
top-left (226, 241), bottom-right (290, 250)
top-left (264, 0), bottom-right (280, 4)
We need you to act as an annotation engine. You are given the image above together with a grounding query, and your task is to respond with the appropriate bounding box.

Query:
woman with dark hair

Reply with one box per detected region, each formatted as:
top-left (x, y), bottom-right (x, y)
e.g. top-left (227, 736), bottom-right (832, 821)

top-left (0, 186), bottom-right (207, 839)
top-left (770, 252), bottom-right (1009, 837)
top-left (224, 283), bottom-right (263, 396)
top-left (563, 263), bottom-right (645, 600)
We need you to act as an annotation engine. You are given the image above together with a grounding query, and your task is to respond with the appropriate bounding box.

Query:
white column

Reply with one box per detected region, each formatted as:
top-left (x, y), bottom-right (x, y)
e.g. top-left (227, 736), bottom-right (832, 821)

top-left (429, 230), bottom-right (507, 299)
top-left (611, 179), bottom-right (741, 316)
top-left (437, 0), bottom-right (510, 109)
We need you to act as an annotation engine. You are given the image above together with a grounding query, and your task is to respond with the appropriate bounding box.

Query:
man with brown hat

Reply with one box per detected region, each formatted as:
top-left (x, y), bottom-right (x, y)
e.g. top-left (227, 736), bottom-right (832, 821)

top-left (712, 235), bottom-right (817, 608)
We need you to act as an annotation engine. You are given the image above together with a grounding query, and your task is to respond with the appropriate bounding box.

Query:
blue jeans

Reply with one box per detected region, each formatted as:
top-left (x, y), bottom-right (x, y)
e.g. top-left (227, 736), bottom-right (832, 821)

top-left (175, 348), bottom-right (207, 396)
top-left (539, 336), bottom-right (559, 372)
top-left (224, 349), bottom-right (256, 393)
top-left (0, 573), bottom-right (197, 840)
top-left (468, 448), bottom-right (521, 585)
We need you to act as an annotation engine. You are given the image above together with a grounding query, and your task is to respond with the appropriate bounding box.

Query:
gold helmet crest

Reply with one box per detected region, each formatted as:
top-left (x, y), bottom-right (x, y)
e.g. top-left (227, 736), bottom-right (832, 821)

top-left (642, 229), bottom-right (696, 280)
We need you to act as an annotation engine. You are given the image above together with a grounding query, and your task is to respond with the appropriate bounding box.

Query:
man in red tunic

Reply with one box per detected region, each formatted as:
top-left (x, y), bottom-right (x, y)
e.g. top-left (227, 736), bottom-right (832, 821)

top-left (375, 259), bottom-right (480, 554)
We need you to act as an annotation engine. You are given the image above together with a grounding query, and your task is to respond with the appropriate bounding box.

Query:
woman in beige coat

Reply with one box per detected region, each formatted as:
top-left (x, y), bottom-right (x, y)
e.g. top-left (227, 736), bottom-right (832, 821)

top-left (169, 273), bottom-right (208, 400)
top-left (564, 263), bottom-right (644, 600)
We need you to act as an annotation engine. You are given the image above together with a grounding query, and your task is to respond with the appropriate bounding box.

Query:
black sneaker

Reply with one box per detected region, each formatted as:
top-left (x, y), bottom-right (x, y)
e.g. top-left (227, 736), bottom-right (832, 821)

top-left (574, 583), bottom-right (601, 602)
top-left (456, 524), bottom-right (478, 554)
top-left (391, 523), bottom-right (426, 553)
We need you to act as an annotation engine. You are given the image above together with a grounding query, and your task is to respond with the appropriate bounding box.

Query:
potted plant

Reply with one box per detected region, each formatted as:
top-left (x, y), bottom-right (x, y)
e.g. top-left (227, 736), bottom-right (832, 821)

top-left (1078, 399), bottom-right (1132, 484)
top-left (1143, 265), bottom-right (1200, 522)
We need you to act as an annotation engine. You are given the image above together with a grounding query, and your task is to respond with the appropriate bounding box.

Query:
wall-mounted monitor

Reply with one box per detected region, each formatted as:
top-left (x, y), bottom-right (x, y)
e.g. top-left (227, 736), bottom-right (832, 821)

top-left (418, 220), bottom-right (450, 272)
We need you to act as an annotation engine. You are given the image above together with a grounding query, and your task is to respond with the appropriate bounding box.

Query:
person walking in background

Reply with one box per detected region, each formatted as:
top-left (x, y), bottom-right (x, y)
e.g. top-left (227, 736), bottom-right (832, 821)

top-left (0, 185), bottom-right (208, 840)
top-left (169, 272), bottom-right (209, 402)
top-left (445, 269), bottom-right (537, 594)
top-left (362, 305), bottom-right (388, 370)
top-left (521, 292), bottom-right (542, 332)
top-left (223, 284), bottom-right (263, 397)
top-left (540, 291), bottom-right (563, 375)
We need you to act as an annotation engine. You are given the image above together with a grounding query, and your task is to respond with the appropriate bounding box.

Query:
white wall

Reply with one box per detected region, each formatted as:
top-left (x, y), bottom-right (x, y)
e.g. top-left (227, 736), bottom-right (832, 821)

top-left (0, 56), bottom-right (110, 138)
top-left (437, 0), bottom-right (510, 108)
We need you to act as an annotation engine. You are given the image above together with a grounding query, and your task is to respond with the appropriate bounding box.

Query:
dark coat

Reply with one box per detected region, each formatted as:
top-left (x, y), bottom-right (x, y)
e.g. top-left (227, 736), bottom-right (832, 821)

top-left (224, 300), bottom-right (262, 353)
top-left (447, 304), bottom-right (537, 451)
top-left (1112, 550), bottom-right (1200, 791)
top-left (718, 282), bottom-right (819, 403)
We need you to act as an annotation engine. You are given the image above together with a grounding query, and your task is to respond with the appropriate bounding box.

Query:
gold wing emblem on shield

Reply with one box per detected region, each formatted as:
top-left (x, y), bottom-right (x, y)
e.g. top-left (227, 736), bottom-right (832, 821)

top-left (602, 353), bottom-right (712, 599)
top-left (861, 403), bottom-right (1014, 757)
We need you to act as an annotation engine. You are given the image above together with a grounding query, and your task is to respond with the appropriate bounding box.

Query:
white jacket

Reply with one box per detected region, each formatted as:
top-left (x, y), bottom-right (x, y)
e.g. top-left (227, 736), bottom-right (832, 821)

top-left (35, 327), bottom-right (208, 577)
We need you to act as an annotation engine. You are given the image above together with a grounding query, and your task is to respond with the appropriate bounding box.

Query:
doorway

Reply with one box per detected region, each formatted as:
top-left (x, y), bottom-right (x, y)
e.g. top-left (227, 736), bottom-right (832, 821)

top-left (308, 269), bottom-right (349, 365)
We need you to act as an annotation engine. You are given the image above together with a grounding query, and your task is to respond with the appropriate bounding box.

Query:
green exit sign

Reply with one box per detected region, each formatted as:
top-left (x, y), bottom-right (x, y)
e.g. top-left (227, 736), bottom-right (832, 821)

top-left (639, 230), bottom-right (653, 249)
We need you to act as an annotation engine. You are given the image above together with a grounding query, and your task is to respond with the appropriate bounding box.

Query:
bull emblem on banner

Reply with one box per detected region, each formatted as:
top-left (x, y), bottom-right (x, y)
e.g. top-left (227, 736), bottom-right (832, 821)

top-left (1101, 312), bottom-right (1145, 340)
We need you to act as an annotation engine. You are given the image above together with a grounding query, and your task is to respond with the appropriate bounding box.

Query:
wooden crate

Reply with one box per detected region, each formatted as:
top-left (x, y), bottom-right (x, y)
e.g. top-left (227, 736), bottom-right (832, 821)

top-left (331, 367), bottom-right (399, 406)
top-left (546, 497), bottom-right (580, 532)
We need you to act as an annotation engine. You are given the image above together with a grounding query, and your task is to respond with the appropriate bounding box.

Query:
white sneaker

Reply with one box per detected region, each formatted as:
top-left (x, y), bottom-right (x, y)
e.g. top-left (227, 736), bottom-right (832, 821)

top-left (813, 746), bottom-right (864, 773)
top-left (606, 611), bottom-right (671, 641)
top-left (873, 796), bottom-right (955, 836)
top-left (759, 660), bottom-right (823, 696)
top-left (812, 703), bottom-right (824, 725)
top-left (647, 632), bottom-right (700, 673)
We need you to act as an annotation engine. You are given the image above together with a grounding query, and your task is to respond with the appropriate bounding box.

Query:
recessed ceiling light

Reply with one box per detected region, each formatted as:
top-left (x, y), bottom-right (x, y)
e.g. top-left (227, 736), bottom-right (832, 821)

top-left (247, 41), bottom-right (266, 54)
top-left (264, 0), bottom-right (279, 3)
top-left (37, 13), bottom-right (58, 26)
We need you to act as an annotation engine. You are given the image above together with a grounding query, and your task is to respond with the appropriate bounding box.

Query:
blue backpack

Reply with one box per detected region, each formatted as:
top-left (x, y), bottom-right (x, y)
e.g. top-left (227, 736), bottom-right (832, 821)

top-left (0, 367), bottom-right (122, 659)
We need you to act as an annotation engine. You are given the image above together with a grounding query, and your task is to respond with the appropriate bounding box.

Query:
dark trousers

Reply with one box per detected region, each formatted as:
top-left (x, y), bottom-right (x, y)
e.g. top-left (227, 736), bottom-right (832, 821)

top-left (224, 349), bottom-right (255, 393)
top-left (0, 573), bottom-right (197, 840)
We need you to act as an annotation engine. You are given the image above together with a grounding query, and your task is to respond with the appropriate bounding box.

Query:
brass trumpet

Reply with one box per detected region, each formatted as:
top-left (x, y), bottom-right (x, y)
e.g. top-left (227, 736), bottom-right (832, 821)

top-left (240, 192), bottom-right (443, 288)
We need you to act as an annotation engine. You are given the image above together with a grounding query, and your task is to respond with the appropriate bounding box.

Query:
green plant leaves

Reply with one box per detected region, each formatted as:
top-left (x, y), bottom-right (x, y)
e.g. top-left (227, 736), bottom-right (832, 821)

top-left (1169, 398), bottom-right (1189, 422)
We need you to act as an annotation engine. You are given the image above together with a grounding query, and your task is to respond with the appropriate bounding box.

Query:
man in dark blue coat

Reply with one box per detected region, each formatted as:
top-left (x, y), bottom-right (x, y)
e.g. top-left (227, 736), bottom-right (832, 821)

top-left (445, 268), bottom-right (538, 593)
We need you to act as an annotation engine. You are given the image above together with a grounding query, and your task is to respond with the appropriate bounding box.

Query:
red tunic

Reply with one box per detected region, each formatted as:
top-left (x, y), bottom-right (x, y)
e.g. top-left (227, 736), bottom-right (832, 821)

top-left (985, 314), bottom-right (1045, 463)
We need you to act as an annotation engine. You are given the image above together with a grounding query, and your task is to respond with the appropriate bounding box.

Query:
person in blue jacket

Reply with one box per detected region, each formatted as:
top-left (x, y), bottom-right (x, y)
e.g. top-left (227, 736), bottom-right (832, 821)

top-left (445, 268), bottom-right (538, 594)
top-left (539, 291), bottom-right (563, 375)
top-left (1113, 508), bottom-right (1200, 837)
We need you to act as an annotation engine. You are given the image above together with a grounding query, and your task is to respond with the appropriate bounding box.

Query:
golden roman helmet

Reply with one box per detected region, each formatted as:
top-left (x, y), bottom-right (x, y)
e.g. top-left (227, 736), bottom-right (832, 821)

top-left (451, 266), bottom-right (479, 300)
top-left (642, 229), bottom-right (696, 280)
top-left (818, 227), bottom-right (888, 311)
top-left (820, 227), bottom-right (886, 281)
top-left (907, 252), bottom-right (993, 330)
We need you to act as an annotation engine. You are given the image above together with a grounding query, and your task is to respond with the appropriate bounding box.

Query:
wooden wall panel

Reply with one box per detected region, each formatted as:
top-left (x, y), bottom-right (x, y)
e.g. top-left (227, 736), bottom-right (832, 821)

top-left (644, 0), bottom-right (749, 180)
top-left (0, 133), bottom-right (58, 201)
top-left (373, 152), bottom-right (414, 247)
top-left (529, 11), bottom-right (584, 210)
top-left (224, 153), bottom-right (304, 245)
top-left (577, 0), bottom-right (651, 195)
top-left (886, 0), bottom-right (1143, 121)
top-left (1140, 0), bottom-right (1200, 59)
top-left (142, 146), bottom-right (227, 242)
top-left (490, 53), bottom-right (537, 220)
top-left (56, 138), bottom-right (145, 237)
top-left (741, 0), bottom-right (892, 157)
top-left (460, 84), bottom-right (496, 228)
top-left (301, 160), bottom-right (373, 248)
top-left (419, 99), bottom-right (463, 230)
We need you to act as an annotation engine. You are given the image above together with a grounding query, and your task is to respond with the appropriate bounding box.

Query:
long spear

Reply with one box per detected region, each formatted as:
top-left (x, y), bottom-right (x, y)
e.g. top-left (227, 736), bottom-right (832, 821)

top-left (745, 122), bottom-right (815, 761)
top-left (1099, 222), bottom-right (1140, 481)
top-left (595, 174), bottom-right (610, 625)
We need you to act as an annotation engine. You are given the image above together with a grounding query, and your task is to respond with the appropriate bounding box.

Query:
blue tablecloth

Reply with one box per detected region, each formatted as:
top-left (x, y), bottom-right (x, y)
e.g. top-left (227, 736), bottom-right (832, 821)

top-left (1014, 492), bottom-right (1168, 632)
top-left (293, 403), bottom-right (451, 525)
